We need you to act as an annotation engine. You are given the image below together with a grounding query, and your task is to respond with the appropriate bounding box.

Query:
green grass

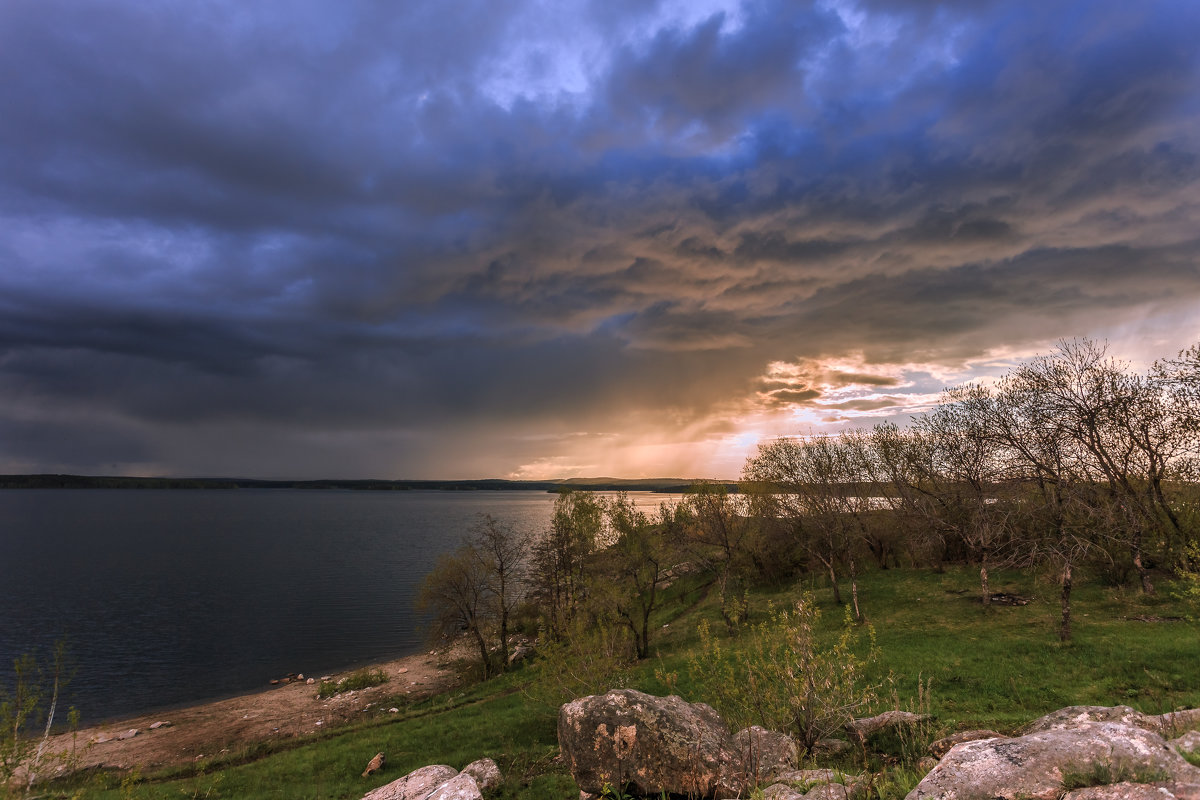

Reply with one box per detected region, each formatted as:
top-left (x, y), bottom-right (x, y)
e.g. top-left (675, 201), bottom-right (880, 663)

top-left (50, 565), bottom-right (1200, 799)
top-left (316, 668), bottom-right (390, 699)
top-left (1061, 761), bottom-right (1171, 790)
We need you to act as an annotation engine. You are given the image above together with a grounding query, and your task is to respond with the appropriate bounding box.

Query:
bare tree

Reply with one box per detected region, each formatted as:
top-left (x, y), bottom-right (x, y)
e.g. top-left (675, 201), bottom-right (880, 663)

top-left (745, 435), bottom-right (874, 620)
top-left (469, 515), bottom-right (530, 669)
top-left (674, 482), bottom-right (753, 630)
top-left (418, 514), bottom-right (531, 677)
top-left (418, 546), bottom-right (496, 674)
top-left (912, 392), bottom-right (1021, 605)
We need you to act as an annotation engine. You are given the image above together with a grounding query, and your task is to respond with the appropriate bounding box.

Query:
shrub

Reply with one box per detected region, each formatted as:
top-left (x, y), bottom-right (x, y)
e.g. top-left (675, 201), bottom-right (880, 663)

top-left (523, 617), bottom-right (634, 712)
top-left (685, 591), bottom-right (879, 755)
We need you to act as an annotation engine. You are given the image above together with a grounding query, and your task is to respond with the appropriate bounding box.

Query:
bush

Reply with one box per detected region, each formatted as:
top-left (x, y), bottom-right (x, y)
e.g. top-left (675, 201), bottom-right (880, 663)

top-left (523, 617), bottom-right (634, 712)
top-left (684, 591), bottom-right (879, 755)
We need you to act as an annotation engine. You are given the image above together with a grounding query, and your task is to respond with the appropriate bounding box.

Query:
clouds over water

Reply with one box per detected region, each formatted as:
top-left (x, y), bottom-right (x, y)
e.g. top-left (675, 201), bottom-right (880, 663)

top-left (2, 0), bottom-right (1198, 478)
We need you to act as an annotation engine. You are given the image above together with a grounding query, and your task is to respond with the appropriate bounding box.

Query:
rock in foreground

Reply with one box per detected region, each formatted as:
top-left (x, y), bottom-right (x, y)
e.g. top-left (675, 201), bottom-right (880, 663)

top-left (907, 720), bottom-right (1200, 800)
top-left (559, 689), bottom-right (738, 798)
top-left (362, 764), bottom-right (467, 800)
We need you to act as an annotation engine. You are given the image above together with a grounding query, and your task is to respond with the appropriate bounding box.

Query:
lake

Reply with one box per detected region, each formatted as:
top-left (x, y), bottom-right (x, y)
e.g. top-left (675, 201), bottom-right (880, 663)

top-left (0, 489), bottom-right (680, 723)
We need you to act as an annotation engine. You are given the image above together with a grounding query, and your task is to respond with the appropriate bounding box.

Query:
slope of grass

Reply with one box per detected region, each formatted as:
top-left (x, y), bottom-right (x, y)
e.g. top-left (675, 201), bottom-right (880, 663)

top-left (58, 565), bottom-right (1200, 799)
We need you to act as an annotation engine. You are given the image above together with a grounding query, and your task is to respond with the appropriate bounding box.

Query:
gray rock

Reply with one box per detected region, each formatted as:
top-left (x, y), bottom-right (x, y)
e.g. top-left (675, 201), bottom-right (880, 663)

top-left (928, 729), bottom-right (1006, 758)
top-left (1021, 705), bottom-right (1160, 735)
top-left (425, 773), bottom-right (482, 800)
top-left (1061, 782), bottom-right (1200, 799)
top-left (558, 689), bottom-right (738, 798)
top-left (761, 783), bottom-right (806, 800)
top-left (117, 729), bottom-right (139, 740)
top-left (1159, 710), bottom-right (1200, 735)
top-left (461, 758), bottom-right (502, 792)
top-left (149, 721), bottom-right (171, 730)
top-left (803, 783), bottom-right (862, 800)
top-left (771, 770), bottom-right (865, 800)
top-left (773, 769), bottom-right (849, 786)
top-left (363, 764), bottom-right (459, 800)
top-left (507, 645), bottom-right (535, 664)
top-left (1173, 730), bottom-right (1200, 755)
top-left (812, 738), bottom-right (852, 757)
top-left (847, 710), bottom-right (930, 740)
top-left (731, 725), bottom-right (798, 784)
top-left (906, 721), bottom-right (1200, 800)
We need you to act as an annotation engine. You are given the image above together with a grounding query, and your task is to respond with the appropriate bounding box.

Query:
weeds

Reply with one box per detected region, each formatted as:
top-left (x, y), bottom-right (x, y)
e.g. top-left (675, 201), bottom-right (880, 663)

top-left (685, 592), bottom-right (879, 757)
top-left (315, 668), bottom-right (388, 699)
top-left (1060, 760), bottom-right (1170, 790)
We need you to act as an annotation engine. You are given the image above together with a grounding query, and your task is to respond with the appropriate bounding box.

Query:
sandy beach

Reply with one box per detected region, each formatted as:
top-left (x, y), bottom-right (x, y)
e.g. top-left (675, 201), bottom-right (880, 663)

top-left (43, 647), bottom-right (464, 775)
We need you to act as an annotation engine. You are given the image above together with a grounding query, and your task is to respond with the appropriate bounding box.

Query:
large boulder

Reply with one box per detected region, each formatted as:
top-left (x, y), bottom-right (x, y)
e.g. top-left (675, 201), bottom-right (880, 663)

top-left (906, 721), bottom-right (1200, 800)
top-left (558, 689), bottom-right (738, 798)
top-left (363, 765), bottom-right (460, 800)
top-left (731, 725), bottom-right (798, 785)
top-left (1021, 705), bottom-right (1160, 734)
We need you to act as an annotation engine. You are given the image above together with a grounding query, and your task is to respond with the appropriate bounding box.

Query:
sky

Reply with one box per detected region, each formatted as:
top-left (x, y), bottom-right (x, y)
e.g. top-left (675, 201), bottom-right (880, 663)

top-left (1, 0), bottom-right (1199, 480)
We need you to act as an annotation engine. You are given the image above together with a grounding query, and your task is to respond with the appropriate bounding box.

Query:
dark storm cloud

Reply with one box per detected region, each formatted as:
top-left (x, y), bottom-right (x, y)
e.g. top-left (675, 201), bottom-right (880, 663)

top-left (1, 0), bottom-right (1198, 477)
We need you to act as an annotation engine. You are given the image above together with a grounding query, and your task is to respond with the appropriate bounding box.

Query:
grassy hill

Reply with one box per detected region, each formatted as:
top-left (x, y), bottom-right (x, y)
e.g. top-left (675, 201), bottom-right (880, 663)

top-left (55, 564), bottom-right (1199, 800)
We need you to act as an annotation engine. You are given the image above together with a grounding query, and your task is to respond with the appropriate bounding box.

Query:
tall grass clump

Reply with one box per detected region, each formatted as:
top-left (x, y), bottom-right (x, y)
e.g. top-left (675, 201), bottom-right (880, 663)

top-left (316, 668), bottom-right (388, 699)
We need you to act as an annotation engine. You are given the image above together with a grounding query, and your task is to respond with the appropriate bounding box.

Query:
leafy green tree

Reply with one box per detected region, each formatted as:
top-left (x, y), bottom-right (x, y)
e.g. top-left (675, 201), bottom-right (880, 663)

top-left (531, 490), bottom-right (604, 640)
top-left (589, 494), bottom-right (673, 659)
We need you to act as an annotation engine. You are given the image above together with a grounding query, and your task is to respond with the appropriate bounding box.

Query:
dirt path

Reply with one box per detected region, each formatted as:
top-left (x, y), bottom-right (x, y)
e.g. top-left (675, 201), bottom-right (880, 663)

top-left (43, 648), bottom-right (464, 776)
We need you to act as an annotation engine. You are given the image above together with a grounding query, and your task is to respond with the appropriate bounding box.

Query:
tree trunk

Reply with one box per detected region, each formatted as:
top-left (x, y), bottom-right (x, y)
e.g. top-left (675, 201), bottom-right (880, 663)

top-left (827, 560), bottom-right (842, 605)
top-left (1131, 531), bottom-right (1155, 595)
top-left (1059, 563), bottom-right (1073, 642)
top-left (980, 561), bottom-right (991, 608)
top-left (718, 569), bottom-right (738, 632)
top-left (498, 596), bottom-right (510, 671)
top-left (849, 557), bottom-right (862, 622)
top-left (472, 626), bottom-right (493, 677)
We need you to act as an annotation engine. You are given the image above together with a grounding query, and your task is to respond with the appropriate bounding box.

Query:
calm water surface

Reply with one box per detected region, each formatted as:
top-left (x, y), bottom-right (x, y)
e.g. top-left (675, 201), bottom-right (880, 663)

top-left (0, 489), bottom-right (679, 723)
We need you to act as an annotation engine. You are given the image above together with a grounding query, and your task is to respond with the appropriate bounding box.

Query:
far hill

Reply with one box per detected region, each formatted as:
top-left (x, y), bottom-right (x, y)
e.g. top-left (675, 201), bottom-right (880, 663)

top-left (0, 474), bottom-right (735, 493)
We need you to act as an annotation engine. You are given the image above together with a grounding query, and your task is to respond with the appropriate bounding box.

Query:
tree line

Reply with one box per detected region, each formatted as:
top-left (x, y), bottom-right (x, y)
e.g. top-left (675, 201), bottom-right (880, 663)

top-left (419, 339), bottom-right (1200, 673)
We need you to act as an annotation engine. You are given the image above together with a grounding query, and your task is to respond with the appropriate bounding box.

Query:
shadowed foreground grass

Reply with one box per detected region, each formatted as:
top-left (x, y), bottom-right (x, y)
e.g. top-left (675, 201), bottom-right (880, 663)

top-left (62, 565), bottom-right (1200, 799)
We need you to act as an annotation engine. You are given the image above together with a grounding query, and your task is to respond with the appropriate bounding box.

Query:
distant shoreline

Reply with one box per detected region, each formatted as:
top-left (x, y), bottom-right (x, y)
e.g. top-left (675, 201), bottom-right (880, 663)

top-left (0, 474), bottom-right (732, 493)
